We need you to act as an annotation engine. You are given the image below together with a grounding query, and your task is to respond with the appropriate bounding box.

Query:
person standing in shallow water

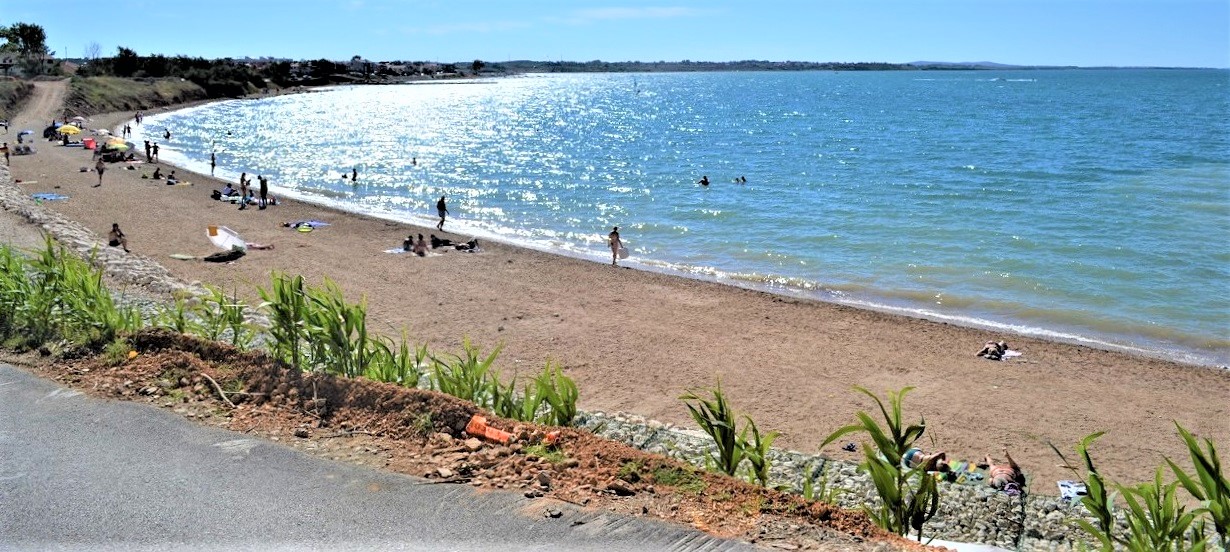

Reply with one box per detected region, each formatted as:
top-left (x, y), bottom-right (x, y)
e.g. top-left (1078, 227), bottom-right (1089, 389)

top-left (608, 226), bottom-right (622, 266)
top-left (210, 152), bottom-right (216, 176)
top-left (436, 195), bottom-right (449, 231)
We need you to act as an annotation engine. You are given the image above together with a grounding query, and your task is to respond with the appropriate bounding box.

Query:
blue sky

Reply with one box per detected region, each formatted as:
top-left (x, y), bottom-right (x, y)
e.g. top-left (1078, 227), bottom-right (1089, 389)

top-left (6, 0), bottom-right (1228, 68)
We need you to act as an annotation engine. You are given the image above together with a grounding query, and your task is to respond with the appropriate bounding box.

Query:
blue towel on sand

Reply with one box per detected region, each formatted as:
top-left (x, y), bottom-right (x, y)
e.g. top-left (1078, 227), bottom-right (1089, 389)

top-left (32, 193), bottom-right (69, 201)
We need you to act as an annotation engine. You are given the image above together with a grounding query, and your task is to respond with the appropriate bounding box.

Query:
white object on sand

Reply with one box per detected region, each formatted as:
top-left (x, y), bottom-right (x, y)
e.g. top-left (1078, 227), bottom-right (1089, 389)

top-left (207, 225), bottom-right (247, 252)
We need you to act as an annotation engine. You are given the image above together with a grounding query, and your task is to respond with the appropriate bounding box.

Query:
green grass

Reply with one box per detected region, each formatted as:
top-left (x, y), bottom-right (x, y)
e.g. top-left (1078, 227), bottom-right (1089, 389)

top-left (652, 465), bottom-right (707, 494)
top-left (67, 76), bottom-right (206, 115)
top-left (0, 79), bottom-right (33, 121)
top-left (523, 444), bottom-right (568, 464)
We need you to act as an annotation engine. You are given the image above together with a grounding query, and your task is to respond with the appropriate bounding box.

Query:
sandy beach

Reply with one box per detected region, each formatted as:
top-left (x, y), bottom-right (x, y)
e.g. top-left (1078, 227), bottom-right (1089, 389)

top-left (5, 80), bottom-right (1228, 491)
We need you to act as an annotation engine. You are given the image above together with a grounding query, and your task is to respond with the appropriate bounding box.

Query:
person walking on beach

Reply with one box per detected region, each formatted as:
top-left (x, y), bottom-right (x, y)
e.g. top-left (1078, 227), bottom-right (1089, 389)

top-left (210, 152), bottom-right (216, 176)
top-left (608, 226), bottom-right (622, 266)
top-left (152, 142), bottom-right (160, 163)
top-left (107, 223), bottom-right (129, 252)
top-left (258, 175), bottom-right (268, 210)
top-left (144, 140), bottom-right (151, 162)
top-left (436, 195), bottom-right (449, 231)
top-left (93, 158), bottom-right (106, 187)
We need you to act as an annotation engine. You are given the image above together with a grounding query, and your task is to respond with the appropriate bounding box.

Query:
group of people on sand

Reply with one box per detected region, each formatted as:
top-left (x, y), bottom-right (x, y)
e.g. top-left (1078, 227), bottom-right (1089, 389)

top-left (901, 446), bottom-right (1027, 496)
top-left (402, 233), bottom-right (479, 257)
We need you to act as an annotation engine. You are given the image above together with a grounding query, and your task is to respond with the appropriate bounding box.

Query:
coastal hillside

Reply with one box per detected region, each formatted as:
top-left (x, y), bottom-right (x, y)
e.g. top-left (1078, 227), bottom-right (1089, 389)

top-left (65, 76), bottom-right (207, 117)
top-left (0, 78), bottom-right (33, 121)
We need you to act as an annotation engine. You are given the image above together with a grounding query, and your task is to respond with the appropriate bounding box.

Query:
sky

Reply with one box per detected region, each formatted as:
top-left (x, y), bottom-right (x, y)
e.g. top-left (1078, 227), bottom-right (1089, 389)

top-left (4, 0), bottom-right (1228, 68)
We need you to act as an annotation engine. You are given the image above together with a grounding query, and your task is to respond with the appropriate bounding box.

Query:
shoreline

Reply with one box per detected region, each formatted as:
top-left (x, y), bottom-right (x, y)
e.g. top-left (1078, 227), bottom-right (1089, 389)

top-left (137, 94), bottom-right (1227, 369)
top-left (7, 82), bottom-right (1229, 490)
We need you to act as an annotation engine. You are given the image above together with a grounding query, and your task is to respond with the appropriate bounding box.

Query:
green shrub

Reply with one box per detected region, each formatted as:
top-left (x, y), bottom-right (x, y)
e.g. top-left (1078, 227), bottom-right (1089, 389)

top-left (258, 273), bottom-right (309, 369)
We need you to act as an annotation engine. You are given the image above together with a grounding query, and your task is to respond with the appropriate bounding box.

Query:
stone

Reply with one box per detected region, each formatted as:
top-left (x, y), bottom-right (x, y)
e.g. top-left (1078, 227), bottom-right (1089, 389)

top-left (463, 438), bottom-right (483, 452)
top-left (606, 480), bottom-right (636, 496)
top-left (536, 471), bottom-right (552, 489)
top-left (544, 508), bottom-right (562, 518)
top-left (436, 467), bottom-right (454, 479)
top-left (293, 427), bottom-right (310, 438)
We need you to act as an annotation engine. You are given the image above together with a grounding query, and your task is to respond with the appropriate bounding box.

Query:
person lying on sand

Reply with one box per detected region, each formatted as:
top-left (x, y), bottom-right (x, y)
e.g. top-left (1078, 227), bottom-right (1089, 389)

top-left (976, 340), bottom-right (1008, 360)
top-left (902, 447), bottom-right (948, 473)
top-left (245, 242), bottom-right (274, 250)
top-left (430, 234), bottom-right (454, 249)
top-left (981, 448), bottom-right (1025, 495)
top-left (453, 238), bottom-right (479, 252)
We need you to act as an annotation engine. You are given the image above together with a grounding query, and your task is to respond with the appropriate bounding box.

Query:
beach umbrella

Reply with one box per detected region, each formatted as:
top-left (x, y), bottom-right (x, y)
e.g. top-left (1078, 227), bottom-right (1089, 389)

top-left (105, 140), bottom-right (130, 151)
top-left (56, 124), bottom-right (81, 135)
top-left (207, 225), bottom-right (247, 252)
top-left (71, 116), bottom-right (86, 122)
top-left (95, 129), bottom-right (111, 136)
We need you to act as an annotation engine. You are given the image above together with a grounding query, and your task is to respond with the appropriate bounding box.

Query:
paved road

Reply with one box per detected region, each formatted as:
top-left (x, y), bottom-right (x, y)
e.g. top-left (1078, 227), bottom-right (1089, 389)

top-left (0, 364), bottom-right (748, 551)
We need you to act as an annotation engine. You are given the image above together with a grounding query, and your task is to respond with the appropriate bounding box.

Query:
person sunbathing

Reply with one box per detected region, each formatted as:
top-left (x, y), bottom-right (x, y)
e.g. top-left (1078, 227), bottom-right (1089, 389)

top-left (983, 448), bottom-right (1025, 495)
top-left (412, 234), bottom-right (428, 256)
top-left (902, 447), bottom-right (948, 472)
top-left (453, 238), bottom-right (479, 251)
top-left (107, 223), bottom-right (129, 253)
top-left (430, 234), bottom-right (454, 249)
top-left (976, 340), bottom-right (1008, 360)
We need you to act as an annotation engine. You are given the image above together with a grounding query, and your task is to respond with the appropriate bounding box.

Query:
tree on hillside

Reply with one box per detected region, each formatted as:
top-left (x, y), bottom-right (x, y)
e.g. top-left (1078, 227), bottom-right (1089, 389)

top-left (113, 46), bottom-right (140, 77)
top-left (471, 59), bottom-right (484, 74)
top-left (2, 22), bottom-right (49, 74)
top-left (2, 23), bottom-right (47, 58)
top-left (84, 41), bottom-right (101, 60)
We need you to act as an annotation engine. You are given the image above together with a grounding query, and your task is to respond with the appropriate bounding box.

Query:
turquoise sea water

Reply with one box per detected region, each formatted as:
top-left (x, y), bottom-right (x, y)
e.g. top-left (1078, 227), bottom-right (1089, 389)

top-left (136, 70), bottom-right (1230, 366)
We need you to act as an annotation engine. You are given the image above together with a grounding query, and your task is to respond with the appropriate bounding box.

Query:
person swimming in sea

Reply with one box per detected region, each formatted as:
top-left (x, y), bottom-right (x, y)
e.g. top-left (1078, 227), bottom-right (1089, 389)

top-left (698, 175), bottom-right (710, 186)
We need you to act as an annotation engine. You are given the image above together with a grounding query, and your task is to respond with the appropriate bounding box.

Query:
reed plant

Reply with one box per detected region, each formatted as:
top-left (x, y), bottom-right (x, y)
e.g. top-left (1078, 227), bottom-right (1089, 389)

top-left (153, 290), bottom-right (194, 335)
top-left (1054, 430), bottom-right (1215, 551)
top-left (430, 339), bottom-right (501, 405)
top-left (362, 332), bottom-right (426, 388)
top-left (680, 381), bottom-right (779, 487)
top-left (302, 278), bottom-right (378, 378)
top-left (680, 382), bottom-right (746, 477)
top-left (533, 362), bottom-right (578, 426)
top-left (258, 273), bottom-right (308, 370)
top-left (0, 239), bottom-right (141, 349)
top-left (1167, 423), bottom-right (1229, 550)
top-left (821, 386), bottom-right (940, 540)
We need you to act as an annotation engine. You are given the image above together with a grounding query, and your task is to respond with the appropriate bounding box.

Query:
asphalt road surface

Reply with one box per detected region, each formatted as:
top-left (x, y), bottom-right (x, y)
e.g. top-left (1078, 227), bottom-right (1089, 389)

top-left (0, 363), bottom-right (748, 551)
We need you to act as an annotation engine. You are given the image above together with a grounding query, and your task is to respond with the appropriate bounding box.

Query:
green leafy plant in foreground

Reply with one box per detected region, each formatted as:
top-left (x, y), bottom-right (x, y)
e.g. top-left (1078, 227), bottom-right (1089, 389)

top-left (679, 381), bottom-right (779, 487)
top-left (680, 382), bottom-right (746, 478)
top-left (821, 386), bottom-right (939, 540)
top-left (1053, 428), bottom-right (1217, 551)
top-left (1167, 423), bottom-right (1229, 550)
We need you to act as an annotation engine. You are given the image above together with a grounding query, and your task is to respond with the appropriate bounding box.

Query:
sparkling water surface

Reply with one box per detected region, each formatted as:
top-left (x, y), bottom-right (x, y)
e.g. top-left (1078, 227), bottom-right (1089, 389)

top-left (136, 70), bottom-right (1230, 366)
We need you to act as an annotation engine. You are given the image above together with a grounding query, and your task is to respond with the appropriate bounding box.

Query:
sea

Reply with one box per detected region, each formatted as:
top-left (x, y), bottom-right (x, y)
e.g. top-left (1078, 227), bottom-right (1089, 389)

top-left (131, 69), bottom-right (1230, 367)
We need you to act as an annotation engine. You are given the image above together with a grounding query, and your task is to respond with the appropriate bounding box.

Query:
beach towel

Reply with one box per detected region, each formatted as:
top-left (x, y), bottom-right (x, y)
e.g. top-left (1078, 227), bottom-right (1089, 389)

top-left (286, 220), bottom-right (330, 229)
top-left (168, 253), bottom-right (197, 261)
top-left (1058, 480), bottom-right (1087, 501)
top-left (384, 248), bottom-right (408, 254)
top-left (32, 193), bottom-right (69, 201)
top-left (1003, 350), bottom-right (1022, 359)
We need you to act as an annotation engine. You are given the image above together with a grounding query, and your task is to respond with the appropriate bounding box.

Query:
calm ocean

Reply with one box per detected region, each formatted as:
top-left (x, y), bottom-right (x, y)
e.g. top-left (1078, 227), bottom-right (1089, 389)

top-left (135, 69), bottom-right (1230, 366)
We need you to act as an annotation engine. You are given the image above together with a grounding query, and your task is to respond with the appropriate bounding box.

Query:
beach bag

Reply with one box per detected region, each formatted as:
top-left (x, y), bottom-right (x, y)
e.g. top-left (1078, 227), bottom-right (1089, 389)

top-left (618, 245), bottom-right (629, 259)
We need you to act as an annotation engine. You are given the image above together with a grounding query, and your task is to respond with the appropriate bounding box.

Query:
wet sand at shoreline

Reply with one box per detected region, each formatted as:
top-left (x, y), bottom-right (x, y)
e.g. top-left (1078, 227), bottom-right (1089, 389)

top-left (5, 81), bottom-right (1228, 490)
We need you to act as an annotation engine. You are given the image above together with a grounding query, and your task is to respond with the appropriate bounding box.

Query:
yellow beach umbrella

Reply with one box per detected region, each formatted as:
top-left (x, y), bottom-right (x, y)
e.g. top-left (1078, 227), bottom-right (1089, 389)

top-left (57, 124), bottom-right (81, 135)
